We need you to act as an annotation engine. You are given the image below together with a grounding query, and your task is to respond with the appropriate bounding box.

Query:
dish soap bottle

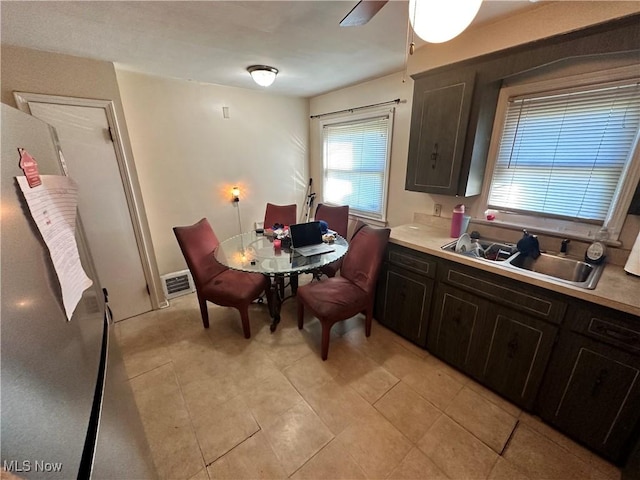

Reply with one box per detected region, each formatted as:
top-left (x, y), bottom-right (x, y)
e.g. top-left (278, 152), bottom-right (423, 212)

top-left (585, 227), bottom-right (608, 264)
top-left (450, 204), bottom-right (465, 238)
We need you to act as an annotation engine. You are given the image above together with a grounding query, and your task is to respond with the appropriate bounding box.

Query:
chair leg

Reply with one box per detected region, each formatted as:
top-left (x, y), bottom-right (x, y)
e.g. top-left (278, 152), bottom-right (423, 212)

top-left (198, 295), bottom-right (209, 328)
top-left (365, 306), bottom-right (373, 337)
top-left (297, 301), bottom-right (304, 329)
top-left (238, 305), bottom-right (251, 339)
top-left (321, 322), bottom-right (332, 361)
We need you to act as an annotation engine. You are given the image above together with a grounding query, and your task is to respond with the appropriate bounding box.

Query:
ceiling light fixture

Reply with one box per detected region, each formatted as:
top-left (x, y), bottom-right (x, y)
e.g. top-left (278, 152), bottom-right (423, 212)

top-left (247, 65), bottom-right (279, 87)
top-left (409, 0), bottom-right (482, 44)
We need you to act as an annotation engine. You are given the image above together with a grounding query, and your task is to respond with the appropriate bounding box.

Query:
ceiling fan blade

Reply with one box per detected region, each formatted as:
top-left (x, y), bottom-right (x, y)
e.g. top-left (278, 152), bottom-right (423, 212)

top-left (339, 0), bottom-right (389, 27)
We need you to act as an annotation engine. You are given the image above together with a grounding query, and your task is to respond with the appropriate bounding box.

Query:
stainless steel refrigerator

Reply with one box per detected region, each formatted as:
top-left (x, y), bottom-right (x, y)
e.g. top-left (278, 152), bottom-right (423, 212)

top-left (1, 104), bottom-right (156, 479)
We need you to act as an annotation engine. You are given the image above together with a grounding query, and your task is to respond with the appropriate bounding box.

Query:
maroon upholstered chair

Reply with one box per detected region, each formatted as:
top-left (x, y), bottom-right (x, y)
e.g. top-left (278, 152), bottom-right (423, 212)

top-left (314, 203), bottom-right (349, 278)
top-left (297, 225), bottom-right (390, 360)
top-left (264, 202), bottom-right (298, 295)
top-left (173, 218), bottom-right (270, 338)
top-left (264, 203), bottom-right (297, 229)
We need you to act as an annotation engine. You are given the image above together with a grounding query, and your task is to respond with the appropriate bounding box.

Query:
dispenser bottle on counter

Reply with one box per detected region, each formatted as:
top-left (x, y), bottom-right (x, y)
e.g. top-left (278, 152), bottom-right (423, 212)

top-left (450, 204), bottom-right (465, 238)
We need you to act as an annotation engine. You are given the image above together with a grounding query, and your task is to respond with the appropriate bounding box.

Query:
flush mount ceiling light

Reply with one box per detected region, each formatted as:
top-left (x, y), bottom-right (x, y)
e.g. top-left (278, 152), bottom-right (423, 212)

top-left (247, 65), bottom-right (279, 87)
top-left (409, 0), bottom-right (482, 43)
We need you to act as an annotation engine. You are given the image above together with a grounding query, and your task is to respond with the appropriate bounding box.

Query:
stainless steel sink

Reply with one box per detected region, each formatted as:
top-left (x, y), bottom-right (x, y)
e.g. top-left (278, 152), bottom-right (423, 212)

top-left (441, 239), bottom-right (517, 262)
top-left (442, 238), bottom-right (605, 289)
top-left (507, 252), bottom-right (604, 289)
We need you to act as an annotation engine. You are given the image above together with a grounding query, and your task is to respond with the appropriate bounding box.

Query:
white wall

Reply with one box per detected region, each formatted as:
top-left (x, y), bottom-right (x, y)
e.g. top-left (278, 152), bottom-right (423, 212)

top-left (310, 2), bottom-right (640, 229)
top-left (116, 70), bottom-right (309, 275)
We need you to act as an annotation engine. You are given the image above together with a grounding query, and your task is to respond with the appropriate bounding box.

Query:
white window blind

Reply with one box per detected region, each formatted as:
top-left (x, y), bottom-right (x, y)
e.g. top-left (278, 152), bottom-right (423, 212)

top-left (322, 114), bottom-right (391, 220)
top-left (488, 81), bottom-right (640, 222)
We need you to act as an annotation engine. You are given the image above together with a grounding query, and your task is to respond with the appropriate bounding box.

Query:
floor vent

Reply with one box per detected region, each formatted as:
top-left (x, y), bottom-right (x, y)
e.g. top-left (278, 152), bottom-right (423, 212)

top-left (161, 270), bottom-right (195, 299)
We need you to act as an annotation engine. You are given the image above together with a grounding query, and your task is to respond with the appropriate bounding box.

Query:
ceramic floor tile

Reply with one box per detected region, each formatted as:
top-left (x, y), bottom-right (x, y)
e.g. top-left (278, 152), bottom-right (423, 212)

top-left (387, 447), bottom-right (449, 480)
top-left (282, 352), bottom-right (340, 394)
top-left (129, 363), bottom-right (204, 479)
top-left (330, 344), bottom-right (400, 404)
top-left (488, 457), bottom-right (531, 480)
top-left (188, 468), bottom-right (210, 480)
top-left (243, 370), bottom-right (305, 427)
top-left (262, 401), bottom-right (334, 476)
top-left (206, 431), bottom-right (287, 480)
top-left (503, 423), bottom-right (609, 480)
top-left (402, 361), bottom-right (464, 411)
top-left (465, 378), bottom-right (522, 418)
top-left (302, 377), bottom-right (378, 435)
top-left (335, 409), bottom-right (413, 478)
top-left (191, 394), bottom-right (260, 465)
top-left (417, 414), bottom-right (498, 480)
top-left (445, 386), bottom-right (518, 453)
top-left (374, 381), bottom-right (441, 443)
top-left (518, 412), bottom-right (621, 480)
top-left (290, 438), bottom-right (367, 480)
top-left (117, 316), bottom-right (172, 379)
top-left (118, 285), bottom-right (623, 480)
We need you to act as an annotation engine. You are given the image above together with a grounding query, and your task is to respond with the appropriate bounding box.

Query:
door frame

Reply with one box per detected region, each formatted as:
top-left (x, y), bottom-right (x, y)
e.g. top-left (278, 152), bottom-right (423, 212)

top-left (14, 91), bottom-right (168, 311)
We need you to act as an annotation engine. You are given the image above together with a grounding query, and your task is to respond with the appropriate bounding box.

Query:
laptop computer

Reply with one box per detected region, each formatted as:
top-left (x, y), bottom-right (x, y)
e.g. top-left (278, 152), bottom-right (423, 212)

top-left (289, 221), bottom-right (336, 257)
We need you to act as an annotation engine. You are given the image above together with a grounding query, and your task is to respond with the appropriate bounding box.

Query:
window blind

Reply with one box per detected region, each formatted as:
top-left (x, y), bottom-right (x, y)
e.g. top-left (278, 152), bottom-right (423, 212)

top-left (323, 115), bottom-right (390, 219)
top-left (488, 81), bottom-right (640, 222)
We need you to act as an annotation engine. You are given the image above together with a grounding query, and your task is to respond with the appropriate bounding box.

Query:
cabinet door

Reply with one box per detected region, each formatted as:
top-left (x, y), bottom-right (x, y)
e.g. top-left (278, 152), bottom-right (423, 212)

top-left (479, 306), bottom-right (558, 410)
top-left (406, 70), bottom-right (475, 195)
top-left (428, 284), bottom-right (488, 374)
top-left (378, 264), bottom-right (432, 347)
top-left (538, 333), bottom-right (640, 463)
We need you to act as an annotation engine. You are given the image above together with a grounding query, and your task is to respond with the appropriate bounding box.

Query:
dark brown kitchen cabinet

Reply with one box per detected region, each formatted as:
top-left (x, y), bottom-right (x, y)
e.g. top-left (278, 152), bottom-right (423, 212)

top-left (427, 283), bottom-right (489, 375)
top-left (375, 244), bottom-right (436, 347)
top-left (537, 303), bottom-right (640, 464)
top-left (405, 69), bottom-right (476, 196)
top-left (480, 306), bottom-right (557, 410)
top-left (428, 281), bottom-right (558, 409)
top-left (428, 261), bottom-right (564, 409)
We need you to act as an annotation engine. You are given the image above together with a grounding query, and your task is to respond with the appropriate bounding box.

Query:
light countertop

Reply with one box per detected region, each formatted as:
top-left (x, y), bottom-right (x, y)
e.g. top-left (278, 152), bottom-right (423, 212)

top-left (389, 223), bottom-right (640, 317)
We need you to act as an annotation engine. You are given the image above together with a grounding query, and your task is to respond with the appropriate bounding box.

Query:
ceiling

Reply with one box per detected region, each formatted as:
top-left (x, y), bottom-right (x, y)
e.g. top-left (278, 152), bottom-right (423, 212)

top-left (1, 1), bottom-right (539, 98)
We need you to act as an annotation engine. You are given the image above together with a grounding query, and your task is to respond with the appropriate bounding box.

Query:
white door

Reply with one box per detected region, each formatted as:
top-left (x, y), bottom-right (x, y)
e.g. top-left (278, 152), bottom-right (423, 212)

top-left (26, 102), bottom-right (152, 321)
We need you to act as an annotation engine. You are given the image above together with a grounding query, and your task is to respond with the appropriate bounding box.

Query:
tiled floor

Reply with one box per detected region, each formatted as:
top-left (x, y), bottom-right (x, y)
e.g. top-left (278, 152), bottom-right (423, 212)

top-left (115, 284), bottom-right (622, 480)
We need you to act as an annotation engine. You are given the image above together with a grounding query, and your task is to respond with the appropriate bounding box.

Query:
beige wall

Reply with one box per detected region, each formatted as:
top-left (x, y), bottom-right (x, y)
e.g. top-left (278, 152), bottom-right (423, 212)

top-left (310, 2), bottom-right (640, 234)
top-left (116, 70), bottom-right (309, 274)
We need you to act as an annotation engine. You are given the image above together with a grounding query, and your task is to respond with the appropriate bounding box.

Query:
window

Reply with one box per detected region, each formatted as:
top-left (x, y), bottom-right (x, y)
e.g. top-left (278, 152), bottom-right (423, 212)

top-left (482, 68), bottom-right (640, 241)
top-left (320, 108), bottom-right (394, 222)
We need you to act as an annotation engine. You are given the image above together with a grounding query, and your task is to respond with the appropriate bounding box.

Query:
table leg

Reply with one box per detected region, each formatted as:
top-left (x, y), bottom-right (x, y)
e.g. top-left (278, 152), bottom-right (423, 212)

top-left (269, 274), bottom-right (283, 332)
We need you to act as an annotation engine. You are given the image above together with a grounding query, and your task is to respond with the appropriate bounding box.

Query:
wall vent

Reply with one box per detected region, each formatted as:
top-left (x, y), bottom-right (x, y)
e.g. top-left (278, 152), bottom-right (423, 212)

top-left (161, 270), bottom-right (195, 299)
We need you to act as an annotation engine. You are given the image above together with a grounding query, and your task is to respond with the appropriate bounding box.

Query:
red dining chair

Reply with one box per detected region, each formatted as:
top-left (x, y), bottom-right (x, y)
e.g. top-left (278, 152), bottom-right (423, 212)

top-left (314, 203), bottom-right (349, 278)
top-left (173, 218), bottom-right (270, 338)
top-left (297, 225), bottom-right (390, 360)
top-left (264, 202), bottom-right (298, 295)
top-left (264, 203), bottom-right (297, 230)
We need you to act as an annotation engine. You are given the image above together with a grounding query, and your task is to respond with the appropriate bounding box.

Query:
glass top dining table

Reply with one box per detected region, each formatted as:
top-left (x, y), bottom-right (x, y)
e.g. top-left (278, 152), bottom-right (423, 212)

top-left (215, 230), bottom-right (349, 332)
top-left (214, 230), bottom-right (349, 276)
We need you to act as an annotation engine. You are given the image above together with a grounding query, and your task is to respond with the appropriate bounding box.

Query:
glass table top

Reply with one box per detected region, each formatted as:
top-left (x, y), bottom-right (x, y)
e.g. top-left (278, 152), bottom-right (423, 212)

top-left (215, 230), bottom-right (348, 275)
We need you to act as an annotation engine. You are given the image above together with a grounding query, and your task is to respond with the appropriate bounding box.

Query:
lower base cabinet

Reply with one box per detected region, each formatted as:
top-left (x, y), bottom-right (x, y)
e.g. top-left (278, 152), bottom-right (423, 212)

top-left (428, 283), bottom-right (557, 410)
top-left (374, 243), bottom-right (640, 466)
top-left (537, 304), bottom-right (640, 464)
top-left (375, 244), bottom-right (436, 347)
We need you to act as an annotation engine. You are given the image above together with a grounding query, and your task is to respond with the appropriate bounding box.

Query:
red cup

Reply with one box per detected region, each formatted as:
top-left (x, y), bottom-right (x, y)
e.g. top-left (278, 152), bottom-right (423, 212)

top-left (273, 239), bottom-right (281, 250)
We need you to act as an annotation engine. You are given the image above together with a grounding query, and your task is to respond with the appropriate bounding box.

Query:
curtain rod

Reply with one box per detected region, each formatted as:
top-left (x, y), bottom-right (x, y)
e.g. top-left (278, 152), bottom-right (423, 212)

top-left (309, 98), bottom-right (404, 119)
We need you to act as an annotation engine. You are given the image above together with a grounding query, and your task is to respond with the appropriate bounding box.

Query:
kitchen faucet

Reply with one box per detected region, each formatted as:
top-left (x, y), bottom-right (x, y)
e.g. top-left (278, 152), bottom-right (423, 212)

top-left (517, 229), bottom-right (541, 259)
top-left (560, 238), bottom-right (570, 255)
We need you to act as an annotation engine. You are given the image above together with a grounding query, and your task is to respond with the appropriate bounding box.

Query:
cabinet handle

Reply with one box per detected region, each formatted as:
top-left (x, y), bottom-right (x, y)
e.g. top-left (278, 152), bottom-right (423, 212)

top-left (591, 368), bottom-right (608, 397)
top-left (507, 336), bottom-right (519, 358)
top-left (593, 323), bottom-right (638, 344)
top-left (431, 143), bottom-right (439, 170)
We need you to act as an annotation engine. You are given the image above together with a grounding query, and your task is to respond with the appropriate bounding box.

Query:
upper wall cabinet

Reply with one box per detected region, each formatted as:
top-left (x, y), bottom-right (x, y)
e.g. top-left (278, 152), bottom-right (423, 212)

top-left (405, 14), bottom-right (640, 198)
top-left (405, 69), bottom-right (478, 196)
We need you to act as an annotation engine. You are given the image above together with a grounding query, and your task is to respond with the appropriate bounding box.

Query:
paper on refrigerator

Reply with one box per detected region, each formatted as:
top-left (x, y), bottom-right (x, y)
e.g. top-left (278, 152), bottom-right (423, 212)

top-left (17, 175), bottom-right (93, 320)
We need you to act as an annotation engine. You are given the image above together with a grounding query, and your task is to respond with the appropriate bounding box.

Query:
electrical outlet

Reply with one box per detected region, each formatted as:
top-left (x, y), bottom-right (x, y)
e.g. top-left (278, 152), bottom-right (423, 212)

top-left (433, 204), bottom-right (442, 217)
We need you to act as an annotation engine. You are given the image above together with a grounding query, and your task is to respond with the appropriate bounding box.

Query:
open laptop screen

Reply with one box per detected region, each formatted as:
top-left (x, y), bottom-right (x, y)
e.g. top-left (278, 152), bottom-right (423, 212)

top-left (289, 221), bottom-right (323, 248)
